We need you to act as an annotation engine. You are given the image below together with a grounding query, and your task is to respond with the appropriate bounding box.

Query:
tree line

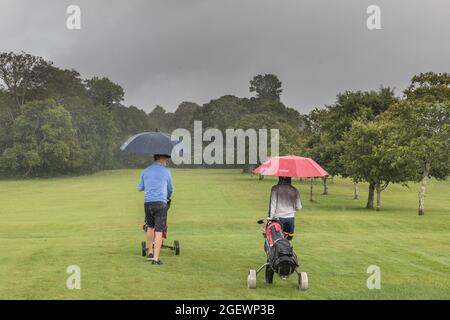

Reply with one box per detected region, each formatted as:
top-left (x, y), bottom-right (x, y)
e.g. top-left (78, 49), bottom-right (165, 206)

top-left (0, 51), bottom-right (303, 176)
top-left (300, 73), bottom-right (450, 215)
top-left (1, 51), bottom-right (449, 215)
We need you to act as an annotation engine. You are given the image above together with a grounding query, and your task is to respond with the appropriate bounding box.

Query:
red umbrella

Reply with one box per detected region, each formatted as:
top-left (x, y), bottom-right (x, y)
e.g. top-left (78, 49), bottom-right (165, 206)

top-left (254, 155), bottom-right (329, 201)
top-left (253, 155), bottom-right (329, 178)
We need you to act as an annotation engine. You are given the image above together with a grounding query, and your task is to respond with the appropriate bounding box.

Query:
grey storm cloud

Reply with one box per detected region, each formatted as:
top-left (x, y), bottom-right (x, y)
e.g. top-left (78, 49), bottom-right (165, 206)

top-left (0, 0), bottom-right (449, 112)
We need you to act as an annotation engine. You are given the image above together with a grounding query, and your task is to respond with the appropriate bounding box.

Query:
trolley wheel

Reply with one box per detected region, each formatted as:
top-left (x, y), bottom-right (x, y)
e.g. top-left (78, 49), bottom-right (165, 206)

top-left (141, 241), bottom-right (147, 257)
top-left (247, 269), bottom-right (257, 289)
top-left (298, 272), bottom-right (308, 291)
top-left (174, 240), bottom-right (180, 255)
top-left (265, 265), bottom-right (274, 284)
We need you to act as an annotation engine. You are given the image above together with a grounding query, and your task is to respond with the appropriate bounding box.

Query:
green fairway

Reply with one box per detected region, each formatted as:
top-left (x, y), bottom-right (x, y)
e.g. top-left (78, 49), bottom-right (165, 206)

top-left (0, 169), bottom-right (449, 299)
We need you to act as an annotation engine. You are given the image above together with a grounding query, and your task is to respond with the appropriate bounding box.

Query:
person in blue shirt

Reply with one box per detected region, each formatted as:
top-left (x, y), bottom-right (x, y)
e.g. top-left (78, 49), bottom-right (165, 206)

top-left (138, 154), bottom-right (174, 265)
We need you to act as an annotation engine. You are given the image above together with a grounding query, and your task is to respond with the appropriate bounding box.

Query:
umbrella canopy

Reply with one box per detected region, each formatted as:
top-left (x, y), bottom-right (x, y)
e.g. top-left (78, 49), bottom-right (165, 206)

top-left (253, 155), bottom-right (329, 178)
top-left (120, 132), bottom-right (180, 156)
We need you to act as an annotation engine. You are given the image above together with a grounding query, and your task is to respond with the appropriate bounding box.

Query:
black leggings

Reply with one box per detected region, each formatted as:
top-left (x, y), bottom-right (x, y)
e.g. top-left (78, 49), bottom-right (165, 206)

top-left (279, 217), bottom-right (295, 240)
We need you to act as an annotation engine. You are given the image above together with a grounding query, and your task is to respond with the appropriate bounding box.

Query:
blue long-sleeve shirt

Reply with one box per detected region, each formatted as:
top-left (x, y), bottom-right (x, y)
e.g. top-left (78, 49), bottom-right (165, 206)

top-left (138, 163), bottom-right (173, 203)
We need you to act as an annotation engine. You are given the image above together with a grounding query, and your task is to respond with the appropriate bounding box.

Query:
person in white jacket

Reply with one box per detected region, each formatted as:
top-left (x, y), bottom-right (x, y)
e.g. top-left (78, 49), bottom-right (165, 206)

top-left (268, 176), bottom-right (302, 240)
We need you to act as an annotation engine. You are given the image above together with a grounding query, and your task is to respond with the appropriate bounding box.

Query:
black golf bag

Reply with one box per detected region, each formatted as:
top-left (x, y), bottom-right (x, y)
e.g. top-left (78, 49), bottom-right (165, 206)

top-left (247, 218), bottom-right (308, 290)
top-left (265, 221), bottom-right (298, 277)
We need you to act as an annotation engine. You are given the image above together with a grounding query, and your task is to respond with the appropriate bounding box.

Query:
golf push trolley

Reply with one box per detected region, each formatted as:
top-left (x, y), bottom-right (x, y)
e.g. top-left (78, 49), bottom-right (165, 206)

top-left (140, 225), bottom-right (180, 257)
top-left (140, 199), bottom-right (180, 257)
top-left (247, 218), bottom-right (308, 290)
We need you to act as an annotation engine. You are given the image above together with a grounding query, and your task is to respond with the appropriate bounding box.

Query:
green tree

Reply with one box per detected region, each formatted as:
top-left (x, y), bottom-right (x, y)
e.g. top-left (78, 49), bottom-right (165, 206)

top-left (301, 88), bottom-right (397, 196)
top-left (0, 51), bottom-right (163, 175)
top-left (383, 99), bottom-right (450, 215)
top-left (300, 108), bottom-right (339, 195)
top-left (249, 74), bottom-right (283, 100)
top-left (0, 51), bottom-right (51, 109)
top-left (400, 72), bottom-right (450, 215)
top-left (23, 63), bottom-right (120, 173)
top-left (112, 104), bottom-right (157, 168)
top-left (0, 90), bottom-right (15, 153)
top-left (238, 112), bottom-right (302, 157)
top-left (85, 77), bottom-right (124, 110)
top-left (148, 105), bottom-right (174, 132)
top-left (171, 101), bottom-right (200, 130)
top-left (404, 72), bottom-right (450, 102)
top-left (27, 65), bottom-right (88, 103)
top-left (342, 119), bottom-right (412, 210)
top-left (0, 99), bottom-right (79, 177)
top-left (63, 96), bottom-right (117, 173)
top-left (195, 95), bottom-right (248, 131)
top-left (244, 97), bottom-right (303, 129)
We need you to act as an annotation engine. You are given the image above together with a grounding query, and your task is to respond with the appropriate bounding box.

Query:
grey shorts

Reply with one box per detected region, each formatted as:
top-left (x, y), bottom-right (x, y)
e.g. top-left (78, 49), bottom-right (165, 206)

top-left (144, 201), bottom-right (167, 232)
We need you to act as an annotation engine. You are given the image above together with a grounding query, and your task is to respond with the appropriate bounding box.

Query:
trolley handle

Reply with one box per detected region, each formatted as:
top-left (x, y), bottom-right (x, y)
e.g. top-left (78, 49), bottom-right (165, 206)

top-left (256, 217), bottom-right (279, 224)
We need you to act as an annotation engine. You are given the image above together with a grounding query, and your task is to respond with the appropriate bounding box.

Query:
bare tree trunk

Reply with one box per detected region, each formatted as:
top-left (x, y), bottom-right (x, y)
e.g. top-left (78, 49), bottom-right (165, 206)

top-left (353, 181), bottom-right (359, 200)
top-left (376, 183), bottom-right (381, 211)
top-left (20, 85), bottom-right (27, 106)
top-left (322, 177), bottom-right (329, 195)
top-left (310, 178), bottom-right (314, 202)
top-left (258, 174), bottom-right (264, 181)
top-left (418, 160), bottom-right (431, 216)
top-left (6, 107), bottom-right (15, 122)
top-left (366, 182), bottom-right (375, 209)
top-left (25, 164), bottom-right (33, 177)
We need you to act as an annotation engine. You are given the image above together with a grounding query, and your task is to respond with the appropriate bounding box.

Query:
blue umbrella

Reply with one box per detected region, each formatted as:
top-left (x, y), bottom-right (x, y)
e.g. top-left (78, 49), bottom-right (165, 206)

top-left (120, 132), bottom-right (180, 156)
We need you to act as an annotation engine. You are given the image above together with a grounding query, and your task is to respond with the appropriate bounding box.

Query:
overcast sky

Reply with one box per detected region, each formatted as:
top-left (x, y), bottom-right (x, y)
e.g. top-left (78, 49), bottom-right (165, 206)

top-left (1, 0), bottom-right (449, 113)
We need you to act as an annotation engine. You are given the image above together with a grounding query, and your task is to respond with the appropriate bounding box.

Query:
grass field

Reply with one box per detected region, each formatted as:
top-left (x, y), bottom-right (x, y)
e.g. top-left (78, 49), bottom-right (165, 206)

top-left (0, 169), bottom-right (449, 300)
